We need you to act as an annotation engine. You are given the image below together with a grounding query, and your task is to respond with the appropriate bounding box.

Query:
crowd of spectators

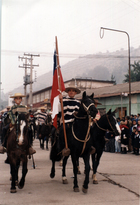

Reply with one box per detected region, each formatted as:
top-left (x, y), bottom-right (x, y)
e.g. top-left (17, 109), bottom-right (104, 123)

top-left (105, 114), bottom-right (140, 155)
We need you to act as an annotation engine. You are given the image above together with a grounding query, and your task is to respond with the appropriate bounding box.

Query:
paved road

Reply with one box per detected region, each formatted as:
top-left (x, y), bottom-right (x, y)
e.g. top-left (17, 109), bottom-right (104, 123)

top-left (0, 139), bottom-right (139, 205)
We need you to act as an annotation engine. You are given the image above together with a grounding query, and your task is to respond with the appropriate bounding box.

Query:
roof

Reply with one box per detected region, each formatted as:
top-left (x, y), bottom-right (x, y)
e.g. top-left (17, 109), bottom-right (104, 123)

top-left (30, 78), bottom-right (114, 96)
top-left (65, 77), bottom-right (114, 84)
top-left (76, 81), bottom-right (140, 99)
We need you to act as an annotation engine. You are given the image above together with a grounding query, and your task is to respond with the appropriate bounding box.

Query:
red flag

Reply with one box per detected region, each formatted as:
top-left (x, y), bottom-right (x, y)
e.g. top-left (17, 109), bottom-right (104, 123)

top-left (51, 51), bottom-right (65, 128)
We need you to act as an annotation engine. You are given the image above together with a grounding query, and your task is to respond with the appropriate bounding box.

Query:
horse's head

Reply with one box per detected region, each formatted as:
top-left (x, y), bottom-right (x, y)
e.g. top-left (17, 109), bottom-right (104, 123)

top-left (15, 113), bottom-right (29, 146)
top-left (106, 109), bottom-right (121, 136)
top-left (80, 91), bottom-right (98, 118)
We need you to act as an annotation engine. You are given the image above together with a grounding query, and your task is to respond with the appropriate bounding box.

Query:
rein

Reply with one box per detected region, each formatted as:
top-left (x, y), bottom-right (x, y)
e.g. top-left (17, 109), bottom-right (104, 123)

top-left (95, 114), bottom-right (114, 133)
top-left (72, 115), bottom-right (92, 156)
top-left (73, 112), bottom-right (87, 119)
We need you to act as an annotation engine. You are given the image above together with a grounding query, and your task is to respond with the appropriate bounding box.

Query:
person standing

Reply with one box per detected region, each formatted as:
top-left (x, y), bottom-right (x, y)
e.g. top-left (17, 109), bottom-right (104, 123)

top-left (134, 129), bottom-right (140, 155)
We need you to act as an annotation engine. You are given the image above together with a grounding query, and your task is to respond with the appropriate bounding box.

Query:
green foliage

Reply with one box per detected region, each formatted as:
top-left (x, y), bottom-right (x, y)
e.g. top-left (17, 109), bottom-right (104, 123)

top-left (123, 61), bottom-right (140, 82)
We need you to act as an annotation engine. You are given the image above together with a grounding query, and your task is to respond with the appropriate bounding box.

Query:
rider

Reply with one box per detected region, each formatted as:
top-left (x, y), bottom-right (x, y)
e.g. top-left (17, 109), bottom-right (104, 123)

top-left (35, 106), bottom-right (48, 139)
top-left (0, 93), bottom-right (36, 155)
top-left (59, 86), bottom-right (81, 128)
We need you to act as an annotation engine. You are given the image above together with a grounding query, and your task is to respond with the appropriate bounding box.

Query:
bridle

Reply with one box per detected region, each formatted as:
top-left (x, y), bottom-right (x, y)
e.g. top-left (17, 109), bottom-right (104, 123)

top-left (82, 102), bottom-right (95, 115)
top-left (95, 114), bottom-right (116, 133)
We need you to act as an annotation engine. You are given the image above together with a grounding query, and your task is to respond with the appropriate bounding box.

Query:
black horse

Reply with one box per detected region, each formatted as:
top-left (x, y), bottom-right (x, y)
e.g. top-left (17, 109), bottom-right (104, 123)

top-left (6, 113), bottom-right (30, 193)
top-left (50, 91), bottom-right (98, 193)
top-left (91, 109), bottom-right (121, 184)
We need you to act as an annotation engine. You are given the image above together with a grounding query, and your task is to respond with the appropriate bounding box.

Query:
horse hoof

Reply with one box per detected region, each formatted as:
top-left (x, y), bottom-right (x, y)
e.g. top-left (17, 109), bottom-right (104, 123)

top-left (18, 185), bottom-right (23, 189)
top-left (62, 179), bottom-right (68, 184)
top-left (10, 189), bottom-right (17, 193)
top-left (82, 187), bottom-right (88, 193)
top-left (93, 180), bottom-right (98, 184)
top-left (73, 187), bottom-right (79, 192)
top-left (50, 173), bottom-right (55, 178)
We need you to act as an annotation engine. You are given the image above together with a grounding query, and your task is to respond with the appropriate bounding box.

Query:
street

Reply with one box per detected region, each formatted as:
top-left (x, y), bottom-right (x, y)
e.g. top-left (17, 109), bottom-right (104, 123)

top-left (0, 139), bottom-right (139, 205)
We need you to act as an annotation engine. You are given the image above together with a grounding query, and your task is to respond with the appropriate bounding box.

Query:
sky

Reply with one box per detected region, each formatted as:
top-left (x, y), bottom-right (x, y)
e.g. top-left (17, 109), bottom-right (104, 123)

top-left (1, 0), bottom-right (140, 93)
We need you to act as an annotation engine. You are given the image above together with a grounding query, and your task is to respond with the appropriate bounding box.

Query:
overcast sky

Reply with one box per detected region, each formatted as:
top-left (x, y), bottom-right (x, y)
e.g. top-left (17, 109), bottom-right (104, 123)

top-left (1, 0), bottom-right (140, 93)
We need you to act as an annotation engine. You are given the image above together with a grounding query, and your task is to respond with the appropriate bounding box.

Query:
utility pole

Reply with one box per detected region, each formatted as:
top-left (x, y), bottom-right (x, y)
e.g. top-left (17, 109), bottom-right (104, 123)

top-left (24, 53), bottom-right (40, 108)
top-left (18, 56), bottom-right (31, 105)
top-left (100, 27), bottom-right (131, 116)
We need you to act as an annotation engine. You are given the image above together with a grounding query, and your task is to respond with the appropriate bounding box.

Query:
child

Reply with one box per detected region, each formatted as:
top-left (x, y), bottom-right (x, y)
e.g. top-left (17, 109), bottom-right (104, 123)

top-left (134, 129), bottom-right (140, 155)
top-left (131, 127), bottom-right (137, 154)
top-left (0, 93), bottom-right (36, 155)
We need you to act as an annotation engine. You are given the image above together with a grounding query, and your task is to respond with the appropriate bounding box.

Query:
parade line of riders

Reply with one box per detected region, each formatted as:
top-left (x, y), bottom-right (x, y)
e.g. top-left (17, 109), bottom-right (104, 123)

top-left (0, 86), bottom-right (140, 158)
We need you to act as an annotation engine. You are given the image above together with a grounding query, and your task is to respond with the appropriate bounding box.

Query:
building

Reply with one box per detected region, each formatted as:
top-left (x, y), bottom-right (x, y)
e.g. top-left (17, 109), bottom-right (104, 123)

top-left (26, 78), bottom-right (114, 109)
top-left (78, 81), bottom-right (140, 118)
top-left (26, 77), bottom-right (140, 118)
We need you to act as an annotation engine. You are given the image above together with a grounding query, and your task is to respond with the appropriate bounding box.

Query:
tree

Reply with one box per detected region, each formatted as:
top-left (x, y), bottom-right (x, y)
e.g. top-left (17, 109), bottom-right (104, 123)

top-left (123, 61), bottom-right (140, 82)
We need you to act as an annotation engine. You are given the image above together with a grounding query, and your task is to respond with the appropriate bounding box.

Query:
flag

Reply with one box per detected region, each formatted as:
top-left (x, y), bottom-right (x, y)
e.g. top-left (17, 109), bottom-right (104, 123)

top-left (51, 51), bottom-right (65, 128)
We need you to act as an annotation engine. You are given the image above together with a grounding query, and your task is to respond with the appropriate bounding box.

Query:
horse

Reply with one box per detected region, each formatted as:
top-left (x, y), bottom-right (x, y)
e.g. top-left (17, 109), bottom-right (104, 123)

top-left (50, 91), bottom-right (98, 193)
top-left (6, 113), bottom-right (30, 193)
top-left (90, 109), bottom-right (121, 184)
top-left (38, 115), bottom-right (52, 150)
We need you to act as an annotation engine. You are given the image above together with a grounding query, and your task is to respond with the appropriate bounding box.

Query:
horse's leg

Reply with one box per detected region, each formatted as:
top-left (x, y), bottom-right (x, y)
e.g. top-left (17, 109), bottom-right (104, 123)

top-left (41, 138), bottom-right (44, 149)
top-left (46, 137), bottom-right (49, 150)
top-left (77, 158), bottom-right (81, 174)
top-left (91, 151), bottom-right (103, 184)
top-left (15, 160), bottom-right (20, 186)
top-left (62, 156), bottom-right (69, 184)
top-left (50, 160), bottom-right (55, 178)
top-left (10, 164), bottom-right (17, 193)
top-left (82, 154), bottom-right (90, 193)
top-left (39, 139), bottom-right (42, 148)
top-left (71, 155), bottom-right (79, 192)
top-left (18, 157), bottom-right (28, 189)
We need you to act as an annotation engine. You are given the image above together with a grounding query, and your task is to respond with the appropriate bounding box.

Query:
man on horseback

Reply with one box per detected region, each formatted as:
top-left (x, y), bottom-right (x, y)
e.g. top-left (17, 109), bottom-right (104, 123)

top-left (35, 106), bottom-right (48, 139)
top-left (0, 93), bottom-right (36, 155)
top-left (59, 86), bottom-right (81, 127)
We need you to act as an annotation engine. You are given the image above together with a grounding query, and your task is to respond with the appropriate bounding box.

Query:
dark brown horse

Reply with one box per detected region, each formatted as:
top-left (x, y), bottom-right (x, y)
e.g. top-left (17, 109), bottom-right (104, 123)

top-left (6, 113), bottom-right (29, 193)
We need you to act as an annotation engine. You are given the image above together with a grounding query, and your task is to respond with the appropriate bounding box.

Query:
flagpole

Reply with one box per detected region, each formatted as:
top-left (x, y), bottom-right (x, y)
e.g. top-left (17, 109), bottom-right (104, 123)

top-left (55, 36), bottom-right (70, 156)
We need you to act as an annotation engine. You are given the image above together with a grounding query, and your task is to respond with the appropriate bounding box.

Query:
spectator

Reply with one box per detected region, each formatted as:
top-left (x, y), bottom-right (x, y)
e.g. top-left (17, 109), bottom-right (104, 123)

top-left (131, 127), bottom-right (137, 154)
top-left (120, 121), bottom-right (129, 154)
top-left (115, 135), bottom-right (121, 153)
top-left (105, 130), bottom-right (115, 153)
top-left (134, 129), bottom-right (140, 155)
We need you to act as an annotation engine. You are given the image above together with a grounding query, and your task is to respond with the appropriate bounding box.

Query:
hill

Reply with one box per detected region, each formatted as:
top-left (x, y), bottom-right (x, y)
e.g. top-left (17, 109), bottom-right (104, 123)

top-left (4, 46), bottom-right (140, 98)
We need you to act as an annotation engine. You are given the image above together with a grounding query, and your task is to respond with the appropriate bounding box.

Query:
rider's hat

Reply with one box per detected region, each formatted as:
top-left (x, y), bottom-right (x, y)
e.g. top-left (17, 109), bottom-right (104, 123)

top-left (39, 106), bottom-right (46, 110)
top-left (94, 99), bottom-right (102, 105)
top-left (6, 106), bottom-right (11, 109)
top-left (10, 93), bottom-right (26, 98)
top-left (65, 86), bottom-right (81, 94)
